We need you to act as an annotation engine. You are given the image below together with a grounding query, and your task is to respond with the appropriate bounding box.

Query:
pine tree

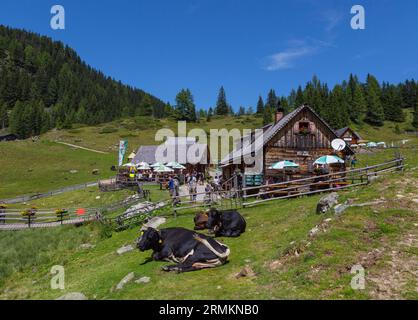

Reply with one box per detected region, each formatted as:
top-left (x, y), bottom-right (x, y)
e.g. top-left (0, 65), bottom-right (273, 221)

top-left (238, 106), bottom-right (246, 116)
top-left (206, 107), bottom-right (213, 122)
top-left (349, 77), bottom-right (366, 123)
top-left (365, 74), bottom-right (385, 126)
top-left (381, 83), bottom-right (405, 122)
top-left (256, 96), bottom-right (264, 114)
top-left (263, 106), bottom-right (272, 126)
top-left (215, 86), bottom-right (229, 115)
top-left (295, 86), bottom-right (304, 107)
top-left (279, 97), bottom-right (290, 113)
top-left (45, 78), bottom-right (58, 107)
top-left (175, 89), bottom-right (196, 122)
top-left (164, 102), bottom-right (174, 118)
top-left (327, 85), bottom-right (350, 129)
top-left (265, 89), bottom-right (278, 110)
top-left (139, 94), bottom-right (153, 116)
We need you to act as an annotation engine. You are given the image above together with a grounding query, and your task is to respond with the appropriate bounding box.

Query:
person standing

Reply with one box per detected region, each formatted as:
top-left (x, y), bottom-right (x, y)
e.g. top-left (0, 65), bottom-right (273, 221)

top-left (188, 174), bottom-right (197, 202)
top-left (168, 176), bottom-right (175, 198)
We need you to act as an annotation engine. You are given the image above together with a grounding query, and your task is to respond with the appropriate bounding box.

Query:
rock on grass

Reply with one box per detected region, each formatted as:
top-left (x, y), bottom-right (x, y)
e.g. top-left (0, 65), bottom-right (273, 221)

top-left (116, 272), bottom-right (135, 290)
top-left (116, 244), bottom-right (134, 255)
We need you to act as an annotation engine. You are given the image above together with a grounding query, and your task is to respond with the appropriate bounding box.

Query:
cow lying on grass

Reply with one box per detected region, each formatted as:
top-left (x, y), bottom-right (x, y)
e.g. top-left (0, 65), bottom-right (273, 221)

top-left (137, 227), bottom-right (230, 273)
top-left (193, 211), bottom-right (208, 230)
top-left (206, 208), bottom-right (246, 238)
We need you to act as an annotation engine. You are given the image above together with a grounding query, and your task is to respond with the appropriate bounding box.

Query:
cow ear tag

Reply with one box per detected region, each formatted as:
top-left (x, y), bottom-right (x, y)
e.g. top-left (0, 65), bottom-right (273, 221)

top-left (159, 239), bottom-right (163, 244)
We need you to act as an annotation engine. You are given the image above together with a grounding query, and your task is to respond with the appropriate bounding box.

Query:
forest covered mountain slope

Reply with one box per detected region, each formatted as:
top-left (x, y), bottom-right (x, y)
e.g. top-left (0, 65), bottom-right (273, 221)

top-left (0, 25), bottom-right (166, 137)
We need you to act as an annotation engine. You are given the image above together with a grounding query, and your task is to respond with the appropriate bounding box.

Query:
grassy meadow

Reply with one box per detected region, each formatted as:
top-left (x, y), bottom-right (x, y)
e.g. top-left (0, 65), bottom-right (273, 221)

top-left (0, 140), bottom-right (416, 299)
top-left (0, 114), bottom-right (416, 300)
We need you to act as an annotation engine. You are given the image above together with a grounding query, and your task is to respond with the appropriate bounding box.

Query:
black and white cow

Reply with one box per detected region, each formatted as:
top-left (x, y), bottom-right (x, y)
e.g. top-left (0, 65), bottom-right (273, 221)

top-left (206, 208), bottom-right (246, 237)
top-left (136, 227), bottom-right (230, 273)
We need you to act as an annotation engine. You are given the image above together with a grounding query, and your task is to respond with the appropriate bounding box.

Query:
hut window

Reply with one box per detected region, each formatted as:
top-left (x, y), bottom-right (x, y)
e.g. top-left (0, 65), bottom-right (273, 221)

top-left (298, 121), bottom-right (311, 134)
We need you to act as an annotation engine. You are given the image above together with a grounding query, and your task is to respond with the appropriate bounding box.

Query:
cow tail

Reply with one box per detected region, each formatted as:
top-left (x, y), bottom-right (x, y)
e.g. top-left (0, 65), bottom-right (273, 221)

top-left (193, 235), bottom-right (230, 259)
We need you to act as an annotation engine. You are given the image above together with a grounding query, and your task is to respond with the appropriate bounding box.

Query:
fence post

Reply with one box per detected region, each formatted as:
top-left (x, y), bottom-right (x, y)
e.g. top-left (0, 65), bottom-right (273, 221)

top-left (28, 214), bottom-right (31, 228)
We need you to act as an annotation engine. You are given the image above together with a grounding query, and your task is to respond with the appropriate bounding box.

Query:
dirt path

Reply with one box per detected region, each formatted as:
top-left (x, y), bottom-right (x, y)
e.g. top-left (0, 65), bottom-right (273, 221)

top-left (55, 141), bottom-right (108, 154)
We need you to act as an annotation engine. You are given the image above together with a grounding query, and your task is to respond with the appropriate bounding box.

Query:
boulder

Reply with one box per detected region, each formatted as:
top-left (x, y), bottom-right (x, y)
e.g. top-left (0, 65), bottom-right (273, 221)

top-left (56, 292), bottom-right (87, 300)
top-left (116, 244), bottom-right (134, 255)
top-left (135, 276), bottom-right (151, 284)
top-left (334, 204), bottom-right (349, 215)
top-left (116, 272), bottom-right (135, 290)
top-left (80, 243), bottom-right (95, 250)
top-left (316, 192), bottom-right (339, 214)
top-left (141, 216), bottom-right (167, 231)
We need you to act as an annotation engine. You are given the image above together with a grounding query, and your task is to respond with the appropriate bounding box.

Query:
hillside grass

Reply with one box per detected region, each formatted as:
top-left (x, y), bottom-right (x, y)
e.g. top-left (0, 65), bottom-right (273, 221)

top-left (0, 141), bottom-right (416, 300)
top-left (6, 184), bottom-right (169, 211)
top-left (0, 139), bottom-right (115, 199)
top-left (42, 115), bottom-right (264, 152)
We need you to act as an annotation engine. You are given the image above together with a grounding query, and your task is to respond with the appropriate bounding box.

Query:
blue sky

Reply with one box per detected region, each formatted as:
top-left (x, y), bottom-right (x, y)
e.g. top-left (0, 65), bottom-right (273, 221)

top-left (0, 0), bottom-right (417, 110)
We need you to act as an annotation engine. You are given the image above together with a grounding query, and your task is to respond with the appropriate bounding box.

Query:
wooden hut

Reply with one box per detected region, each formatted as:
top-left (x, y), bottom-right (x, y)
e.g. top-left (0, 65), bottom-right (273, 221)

top-left (221, 105), bottom-right (354, 184)
top-left (133, 137), bottom-right (210, 174)
top-left (335, 127), bottom-right (362, 145)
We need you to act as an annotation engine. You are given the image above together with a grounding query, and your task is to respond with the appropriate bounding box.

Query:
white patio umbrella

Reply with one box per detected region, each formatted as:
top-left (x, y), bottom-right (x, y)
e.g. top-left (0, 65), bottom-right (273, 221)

top-left (314, 155), bottom-right (345, 165)
top-left (367, 142), bottom-right (378, 148)
top-left (153, 165), bottom-right (174, 173)
top-left (268, 160), bottom-right (299, 170)
top-left (150, 162), bottom-right (165, 167)
top-left (166, 161), bottom-right (186, 170)
top-left (136, 162), bottom-right (150, 170)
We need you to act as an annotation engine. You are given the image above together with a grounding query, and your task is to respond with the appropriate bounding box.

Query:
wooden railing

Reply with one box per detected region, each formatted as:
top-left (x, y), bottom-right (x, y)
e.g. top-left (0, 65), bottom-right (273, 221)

top-left (0, 208), bottom-right (101, 230)
top-left (241, 157), bottom-right (405, 207)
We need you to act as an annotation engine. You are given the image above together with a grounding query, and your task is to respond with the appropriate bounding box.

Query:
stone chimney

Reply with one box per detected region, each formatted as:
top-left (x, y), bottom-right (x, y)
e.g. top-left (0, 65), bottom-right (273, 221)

top-left (275, 101), bottom-right (285, 123)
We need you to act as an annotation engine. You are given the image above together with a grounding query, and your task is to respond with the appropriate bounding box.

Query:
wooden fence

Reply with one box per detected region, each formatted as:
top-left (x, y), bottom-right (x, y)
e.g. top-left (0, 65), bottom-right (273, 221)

top-left (0, 189), bottom-right (152, 231)
top-left (0, 180), bottom-right (108, 204)
top-left (169, 157), bottom-right (405, 212)
top-left (241, 157), bottom-right (405, 207)
top-left (0, 208), bottom-right (101, 230)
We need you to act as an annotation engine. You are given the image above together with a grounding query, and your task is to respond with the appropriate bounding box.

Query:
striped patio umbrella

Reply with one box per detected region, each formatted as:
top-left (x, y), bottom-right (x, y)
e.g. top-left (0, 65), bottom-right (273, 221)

top-left (314, 155), bottom-right (344, 165)
top-left (136, 162), bottom-right (150, 170)
top-left (153, 165), bottom-right (174, 173)
top-left (150, 162), bottom-right (165, 167)
top-left (268, 160), bottom-right (299, 170)
top-left (166, 161), bottom-right (186, 170)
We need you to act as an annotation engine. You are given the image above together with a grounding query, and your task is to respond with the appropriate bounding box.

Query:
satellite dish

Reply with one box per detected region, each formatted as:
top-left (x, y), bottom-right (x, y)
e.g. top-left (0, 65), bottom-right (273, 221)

top-left (331, 138), bottom-right (346, 151)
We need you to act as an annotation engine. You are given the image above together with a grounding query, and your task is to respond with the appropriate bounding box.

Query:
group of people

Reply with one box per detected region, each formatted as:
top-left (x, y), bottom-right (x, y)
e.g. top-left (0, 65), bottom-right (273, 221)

top-left (166, 172), bottom-right (224, 206)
